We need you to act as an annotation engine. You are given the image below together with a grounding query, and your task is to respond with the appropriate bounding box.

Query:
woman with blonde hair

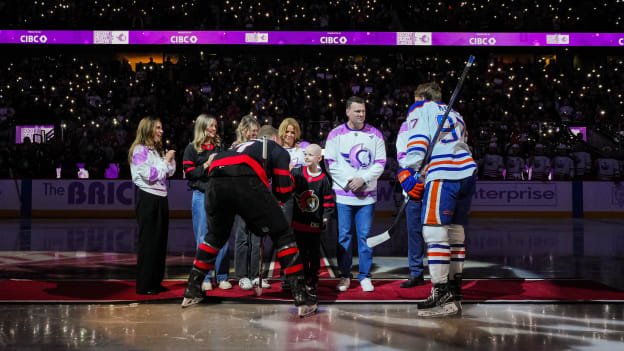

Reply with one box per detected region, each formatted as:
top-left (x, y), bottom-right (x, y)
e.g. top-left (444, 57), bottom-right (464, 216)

top-left (231, 114), bottom-right (269, 290)
top-left (232, 113), bottom-right (260, 146)
top-left (182, 114), bottom-right (232, 291)
top-left (276, 117), bottom-right (310, 289)
top-left (128, 117), bottom-right (176, 295)
top-left (278, 117), bottom-right (309, 169)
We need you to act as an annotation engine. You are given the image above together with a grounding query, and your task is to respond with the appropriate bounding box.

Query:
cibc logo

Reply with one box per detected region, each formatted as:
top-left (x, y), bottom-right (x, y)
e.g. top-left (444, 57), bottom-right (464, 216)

top-left (20, 35), bottom-right (48, 43)
top-left (469, 37), bottom-right (496, 46)
top-left (320, 36), bottom-right (348, 44)
top-left (170, 35), bottom-right (198, 44)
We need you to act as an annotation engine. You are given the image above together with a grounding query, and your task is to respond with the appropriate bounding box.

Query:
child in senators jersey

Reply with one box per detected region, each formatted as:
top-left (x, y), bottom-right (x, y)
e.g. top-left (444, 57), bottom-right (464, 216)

top-left (290, 144), bottom-right (335, 294)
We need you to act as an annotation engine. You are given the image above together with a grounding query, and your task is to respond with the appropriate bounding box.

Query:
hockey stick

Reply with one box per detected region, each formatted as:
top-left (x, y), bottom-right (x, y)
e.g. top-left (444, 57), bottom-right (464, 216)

top-left (255, 136), bottom-right (268, 296)
top-left (331, 178), bottom-right (350, 192)
top-left (366, 55), bottom-right (475, 248)
top-left (366, 197), bottom-right (409, 248)
top-left (319, 229), bottom-right (336, 278)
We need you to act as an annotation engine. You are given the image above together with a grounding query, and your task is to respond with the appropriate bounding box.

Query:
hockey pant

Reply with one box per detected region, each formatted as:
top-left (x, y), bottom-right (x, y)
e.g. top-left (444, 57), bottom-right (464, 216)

top-left (192, 176), bottom-right (303, 282)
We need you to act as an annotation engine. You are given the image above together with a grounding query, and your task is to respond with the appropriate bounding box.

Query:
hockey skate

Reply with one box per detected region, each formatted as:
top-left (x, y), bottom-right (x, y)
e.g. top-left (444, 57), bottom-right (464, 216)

top-left (305, 281), bottom-right (318, 299)
top-left (417, 283), bottom-right (459, 318)
top-left (181, 268), bottom-right (205, 308)
top-left (448, 273), bottom-right (463, 313)
top-left (290, 277), bottom-right (318, 318)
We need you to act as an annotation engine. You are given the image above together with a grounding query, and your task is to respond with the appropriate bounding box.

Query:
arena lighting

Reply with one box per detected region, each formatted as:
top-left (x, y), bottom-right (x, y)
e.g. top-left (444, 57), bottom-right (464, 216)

top-left (569, 127), bottom-right (587, 141)
top-left (15, 125), bottom-right (55, 144)
top-left (1, 30), bottom-right (624, 46)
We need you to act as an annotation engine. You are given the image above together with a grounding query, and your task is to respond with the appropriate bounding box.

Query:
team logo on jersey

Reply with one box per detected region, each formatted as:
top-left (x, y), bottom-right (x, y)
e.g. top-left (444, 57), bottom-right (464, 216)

top-left (341, 143), bottom-right (372, 169)
top-left (297, 190), bottom-right (320, 212)
top-left (613, 184), bottom-right (624, 208)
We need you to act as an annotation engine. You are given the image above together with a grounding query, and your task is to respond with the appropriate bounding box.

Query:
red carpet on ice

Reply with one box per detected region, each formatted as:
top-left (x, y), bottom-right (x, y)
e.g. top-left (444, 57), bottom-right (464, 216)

top-left (1, 279), bottom-right (623, 303)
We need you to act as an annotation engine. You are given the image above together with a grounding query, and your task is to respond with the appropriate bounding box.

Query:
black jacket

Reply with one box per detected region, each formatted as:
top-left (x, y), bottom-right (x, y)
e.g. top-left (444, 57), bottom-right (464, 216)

top-left (208, 138), bottom-right (294, 203)
top-left (183, 143), bottom-right (221, 192)
top-left (291, 166), bottom-right (335, 232)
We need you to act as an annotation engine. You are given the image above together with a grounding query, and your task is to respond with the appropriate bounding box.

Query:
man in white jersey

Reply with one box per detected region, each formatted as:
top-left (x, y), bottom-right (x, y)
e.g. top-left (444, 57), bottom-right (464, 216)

top-left (528, 144), bottom-right (551, 181)
top-left (324, 96), bottom-right (386, 293)
top-left (571, 142), bottom-right (592, 180)
top-left (552, 144), bottom-right (575, 181)
top-left (394, 84), bottom-right (444, 288)
top-left (479, 142), bottom-right (504, 180)
top-left (504, 144), bottom-right (527, 180)
top-left (400, 82), bottom-right (477, 317)
top-left (595, 147), bottom-right (621, 181)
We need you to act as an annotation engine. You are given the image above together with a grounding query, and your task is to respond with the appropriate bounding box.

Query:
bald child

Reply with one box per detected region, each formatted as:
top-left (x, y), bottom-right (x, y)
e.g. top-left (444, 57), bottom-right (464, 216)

top-left (289, 144), bottom-right (335, 295)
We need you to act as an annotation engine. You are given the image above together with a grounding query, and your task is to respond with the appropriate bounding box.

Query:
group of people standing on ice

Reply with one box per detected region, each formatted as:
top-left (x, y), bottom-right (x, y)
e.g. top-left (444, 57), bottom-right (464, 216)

top-left (128, 81), bottom-right (477, 318)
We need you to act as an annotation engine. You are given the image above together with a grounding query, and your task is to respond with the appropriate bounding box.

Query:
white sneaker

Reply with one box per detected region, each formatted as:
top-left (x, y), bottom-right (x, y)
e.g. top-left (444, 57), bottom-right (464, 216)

top-left (238, 278), bottom-right (253, 290)
top-left (360, 278), bottom-right (375, 292)
top-left (218, 280), bottom-right (233, 290)
top-left (336, 277), bottom-right (351, 292)
top-left (201, 281), bottom-right (213, 292)
top-left (252, 277), bottom-right (271, 289)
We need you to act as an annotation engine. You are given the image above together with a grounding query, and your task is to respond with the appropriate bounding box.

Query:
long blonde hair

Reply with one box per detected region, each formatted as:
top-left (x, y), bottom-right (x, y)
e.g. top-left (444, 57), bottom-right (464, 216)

top-left (278, 117), bottom-right (301, 148)
top-left (192, 114), bottom-right (221, 152)
top-left (128, 117), bottom-right (163, 164)
top-left (233, 113), bottom-right (260, 146)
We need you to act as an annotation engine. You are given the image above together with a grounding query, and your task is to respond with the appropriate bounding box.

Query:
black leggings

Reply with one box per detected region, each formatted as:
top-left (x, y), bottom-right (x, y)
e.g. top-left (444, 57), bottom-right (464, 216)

top-left (295, 230), bottom-right (321, 284)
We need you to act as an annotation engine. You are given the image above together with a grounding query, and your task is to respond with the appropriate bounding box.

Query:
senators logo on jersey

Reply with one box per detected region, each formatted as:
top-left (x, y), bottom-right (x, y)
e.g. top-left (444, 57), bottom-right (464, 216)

top-left (341, 143), bottom-right (373, 170)
top-left (296, 190), bottom-right (320, 212)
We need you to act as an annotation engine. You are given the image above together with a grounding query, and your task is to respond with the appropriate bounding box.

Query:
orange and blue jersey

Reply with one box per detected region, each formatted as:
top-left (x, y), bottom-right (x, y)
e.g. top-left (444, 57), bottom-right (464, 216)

top-left (403, 100), bottom-right (477, 183)
top-left (396, 121), bottom-right (410, 168)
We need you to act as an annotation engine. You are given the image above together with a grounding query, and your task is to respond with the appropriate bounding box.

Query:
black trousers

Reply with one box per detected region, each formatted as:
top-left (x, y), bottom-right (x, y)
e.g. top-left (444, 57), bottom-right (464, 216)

top-left (294, 230), bottom-right (321, 284)
top-left (135, 188), bottom-right (169, 293)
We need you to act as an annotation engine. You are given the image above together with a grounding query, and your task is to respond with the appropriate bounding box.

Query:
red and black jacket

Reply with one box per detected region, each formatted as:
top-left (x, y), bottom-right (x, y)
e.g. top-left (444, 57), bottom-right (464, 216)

top-left (183, 143), bottom-right (221, 192)
top-left (290, 166), bottom-right (335, 233)
top-left (208, 139), bottom-right (294, 203)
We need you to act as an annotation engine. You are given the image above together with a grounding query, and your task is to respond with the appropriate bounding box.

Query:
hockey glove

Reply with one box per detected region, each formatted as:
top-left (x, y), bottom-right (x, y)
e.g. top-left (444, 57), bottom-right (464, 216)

top-left (397, 168), bottom-right (424, 200)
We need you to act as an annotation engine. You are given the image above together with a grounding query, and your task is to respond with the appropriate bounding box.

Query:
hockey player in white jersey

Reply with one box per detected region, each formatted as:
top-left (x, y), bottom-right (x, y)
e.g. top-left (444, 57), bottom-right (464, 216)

top-left (571, 142), bottom-right (592, 180)
top-left (400, 82), bottom-right (477, 317)
top-left (528, 144), bottom-right (551, 181)
top-left (595, 147), bottom-right (621, 181)
top-left (394, 85), bottom-right (439, 289)
top-left (552, 144), bottom-right (575, 181)
top-left (480, 142), bottom-right (504, 180)
top-left (504, 144), bottom-right (527, 180)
